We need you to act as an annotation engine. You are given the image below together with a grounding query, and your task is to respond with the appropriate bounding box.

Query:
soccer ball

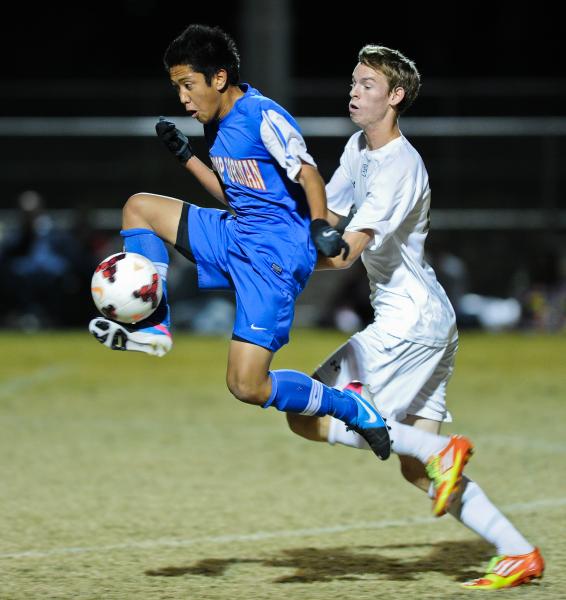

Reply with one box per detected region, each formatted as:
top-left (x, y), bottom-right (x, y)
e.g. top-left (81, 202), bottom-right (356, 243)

top-left (91, 252), bottom-right (163, 324)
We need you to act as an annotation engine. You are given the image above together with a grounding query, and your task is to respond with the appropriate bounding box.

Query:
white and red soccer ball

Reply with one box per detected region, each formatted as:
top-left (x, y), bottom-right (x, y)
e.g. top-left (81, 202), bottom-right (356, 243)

top-left (91, 252), bottom-right (162, 324)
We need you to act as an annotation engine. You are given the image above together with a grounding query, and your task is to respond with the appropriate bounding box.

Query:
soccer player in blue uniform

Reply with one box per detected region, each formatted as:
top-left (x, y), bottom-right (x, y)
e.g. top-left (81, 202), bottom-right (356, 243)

top-left (89, 24), bottom-right (391, 461)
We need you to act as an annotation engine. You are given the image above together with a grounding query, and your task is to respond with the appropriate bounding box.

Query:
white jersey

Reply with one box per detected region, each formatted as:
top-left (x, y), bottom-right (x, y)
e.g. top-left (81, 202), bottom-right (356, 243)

top-left (326, 131), bottom-right (457, 346)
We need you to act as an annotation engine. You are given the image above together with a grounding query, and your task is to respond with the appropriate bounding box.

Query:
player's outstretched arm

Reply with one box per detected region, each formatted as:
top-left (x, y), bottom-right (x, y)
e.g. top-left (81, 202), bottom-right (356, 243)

top-left (185, 157), bottom-right (228, 206)
top-left (326, 208), bottom-right (355, 233)
top-left (316, 228), bottom-right (372, 270)
top-left (155, 117), bottom-right (227, 206)
top-left (296, 163), bottom-right (326, 220)
top-left (297, 164), bottom-right (349, 258)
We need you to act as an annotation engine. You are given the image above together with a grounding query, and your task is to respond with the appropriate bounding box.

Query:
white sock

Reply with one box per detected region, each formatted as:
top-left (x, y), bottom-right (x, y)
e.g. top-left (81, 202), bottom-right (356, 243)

top-left (448, 477), bottom-right (534, 555)
top-left (387, 420), bottom-right (449, 462)
top-left (330, 418), bottom-right (534, 556)
top-left (327, 416), bottom-right (369, 449)
top-left (327, 417), bottom-right (449, 463)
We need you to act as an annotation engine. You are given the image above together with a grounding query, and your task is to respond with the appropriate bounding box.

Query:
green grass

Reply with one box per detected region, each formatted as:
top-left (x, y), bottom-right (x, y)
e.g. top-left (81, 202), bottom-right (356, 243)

top-left (0, 330), bottom-right (565, 599)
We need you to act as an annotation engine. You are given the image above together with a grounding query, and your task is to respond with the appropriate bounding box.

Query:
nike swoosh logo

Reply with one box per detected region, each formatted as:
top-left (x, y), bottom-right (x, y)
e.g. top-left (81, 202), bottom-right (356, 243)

top-left (251, 324), bottom-right (268, 331)
top-left (322, 230), bottom-right (338, 238)
top-left (357, 396), bottom-right (378, 424)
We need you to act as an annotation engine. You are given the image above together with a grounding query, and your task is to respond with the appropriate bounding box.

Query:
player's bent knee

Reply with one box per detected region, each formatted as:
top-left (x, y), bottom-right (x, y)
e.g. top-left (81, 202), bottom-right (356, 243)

top-left (225, 375), bottom-right (267, 406)
top-left (123, 193), bottom-right (155, 227)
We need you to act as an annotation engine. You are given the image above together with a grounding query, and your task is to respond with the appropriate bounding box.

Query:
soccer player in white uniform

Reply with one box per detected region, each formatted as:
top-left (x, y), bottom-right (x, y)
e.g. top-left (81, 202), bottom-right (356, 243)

top-left (286, 44), bottom-right (544, 590)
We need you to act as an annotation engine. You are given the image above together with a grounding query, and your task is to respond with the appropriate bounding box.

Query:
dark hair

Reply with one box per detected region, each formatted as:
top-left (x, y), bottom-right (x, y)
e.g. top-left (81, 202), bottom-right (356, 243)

top-left (358, 45), bottom-right (421, 114)
top-left (163, 24), bottom-right (240, 86)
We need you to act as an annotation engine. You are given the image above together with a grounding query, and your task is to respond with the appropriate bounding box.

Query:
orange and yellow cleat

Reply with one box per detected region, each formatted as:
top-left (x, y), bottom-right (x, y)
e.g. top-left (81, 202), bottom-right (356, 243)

top-left (425, 434), bottom-right (474, 517)
top-left (462, 547), bottom-right (544, 590)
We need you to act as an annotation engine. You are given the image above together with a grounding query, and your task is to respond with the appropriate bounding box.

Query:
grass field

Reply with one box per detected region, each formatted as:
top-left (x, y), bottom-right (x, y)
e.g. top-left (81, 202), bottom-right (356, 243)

top-left (0, 330), bottom-right (565, 599)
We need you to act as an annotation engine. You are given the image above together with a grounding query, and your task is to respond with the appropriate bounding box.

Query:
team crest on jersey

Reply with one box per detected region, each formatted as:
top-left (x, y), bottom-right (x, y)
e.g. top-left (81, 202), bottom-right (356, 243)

top-left (361, 163), bottom-right (368, 178)
top-left (211, 156), bottom-right (266, 191)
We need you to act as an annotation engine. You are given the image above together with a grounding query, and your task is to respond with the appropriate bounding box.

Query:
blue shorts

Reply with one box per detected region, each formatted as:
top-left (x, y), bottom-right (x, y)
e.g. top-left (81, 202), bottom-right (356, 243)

top-left (175, 203), bottom-right (313, 352)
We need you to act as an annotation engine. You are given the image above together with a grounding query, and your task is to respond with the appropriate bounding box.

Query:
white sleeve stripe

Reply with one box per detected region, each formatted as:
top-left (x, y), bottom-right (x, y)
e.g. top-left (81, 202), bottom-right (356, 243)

top-left (260, 109), bottom-right (316, 182)
top-left (268, 119), bottom-right (295, 164)
top-left (269, 119), bottom-right (286, 149)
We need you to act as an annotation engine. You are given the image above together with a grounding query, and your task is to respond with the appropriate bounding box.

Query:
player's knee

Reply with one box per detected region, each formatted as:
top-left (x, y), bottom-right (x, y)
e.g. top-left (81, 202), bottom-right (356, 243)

top-left (225, 374), bottom-right (267, 406)
top-left (123, 193), bottom-right (154, 227)
top-left (399, 456), bottom-right (429, 491)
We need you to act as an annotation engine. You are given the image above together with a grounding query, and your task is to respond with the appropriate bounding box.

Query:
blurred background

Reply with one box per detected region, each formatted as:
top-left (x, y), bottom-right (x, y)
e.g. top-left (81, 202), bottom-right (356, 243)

top-left (1, 0), bottom-right (564, 335)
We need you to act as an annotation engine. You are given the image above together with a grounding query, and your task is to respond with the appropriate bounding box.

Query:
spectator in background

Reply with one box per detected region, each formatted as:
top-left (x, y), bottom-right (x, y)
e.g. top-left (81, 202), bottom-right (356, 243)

top-left (0, 190), bottom-right (97, 329)
top-left (520, 248), bottom-right (566, 331)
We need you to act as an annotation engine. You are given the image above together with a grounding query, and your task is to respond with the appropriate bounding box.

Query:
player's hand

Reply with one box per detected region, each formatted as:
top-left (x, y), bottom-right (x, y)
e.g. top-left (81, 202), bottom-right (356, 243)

top-left (155, 117), bottom-right (193, 164)
top-left (310, 219), bottom-right (350, 259)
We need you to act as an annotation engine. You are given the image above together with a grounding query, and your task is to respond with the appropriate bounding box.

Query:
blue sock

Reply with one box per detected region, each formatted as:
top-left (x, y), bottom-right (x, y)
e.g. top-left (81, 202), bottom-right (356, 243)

top-left (264, 369), bottom-right (357, 423)
top-left (120, 228), bottom-right (170, 328)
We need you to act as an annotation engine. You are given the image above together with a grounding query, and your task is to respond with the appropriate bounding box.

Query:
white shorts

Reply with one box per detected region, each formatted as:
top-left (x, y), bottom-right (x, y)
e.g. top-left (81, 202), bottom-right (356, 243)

top-left (314, 324), bottom-right (458, 423)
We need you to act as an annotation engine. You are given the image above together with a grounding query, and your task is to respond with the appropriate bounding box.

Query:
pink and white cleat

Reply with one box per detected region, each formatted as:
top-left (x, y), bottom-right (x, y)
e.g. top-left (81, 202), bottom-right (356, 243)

top-left (89, 317), bottom-right (172, 357)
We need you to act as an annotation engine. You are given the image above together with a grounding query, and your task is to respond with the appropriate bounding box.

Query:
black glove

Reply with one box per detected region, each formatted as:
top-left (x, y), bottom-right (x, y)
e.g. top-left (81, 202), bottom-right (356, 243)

top-left (155, 117), bottom-right (193, 164)
top-left (310, 219), bottom-right (350, 259)
top-left (335, 205), bottom-right (356, 234)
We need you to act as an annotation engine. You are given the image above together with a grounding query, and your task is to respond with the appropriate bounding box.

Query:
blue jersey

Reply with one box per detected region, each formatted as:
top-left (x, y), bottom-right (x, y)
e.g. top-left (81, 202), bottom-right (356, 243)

top-left (203, 84), bottom-right (317, 291)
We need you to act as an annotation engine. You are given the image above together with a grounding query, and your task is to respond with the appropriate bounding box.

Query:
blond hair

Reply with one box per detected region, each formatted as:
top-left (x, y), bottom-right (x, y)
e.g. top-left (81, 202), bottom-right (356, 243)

top-left (358, 45), bottom-right (421, 114)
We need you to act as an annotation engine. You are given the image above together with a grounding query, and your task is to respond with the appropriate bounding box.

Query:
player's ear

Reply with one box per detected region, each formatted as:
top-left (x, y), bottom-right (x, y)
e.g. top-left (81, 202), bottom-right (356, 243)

top-left (390, 86), bottom-right (405, 107)
top-left (214, 69), bottom-right (229, 91)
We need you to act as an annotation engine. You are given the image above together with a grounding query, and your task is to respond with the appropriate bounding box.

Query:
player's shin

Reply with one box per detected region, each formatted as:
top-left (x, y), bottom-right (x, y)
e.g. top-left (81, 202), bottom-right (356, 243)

top-left (120, 228), bottom-right (170, 327)
top-left (265, 370), bottom-right (391, 460)
top-left (448, 478), bottom-right (534, 556)
top-left (327, 417), bottom-right (450, 459)
top-left (328, 417), bottom-right (369, 449)
top-left (264, 369), bottom-right (359, 421)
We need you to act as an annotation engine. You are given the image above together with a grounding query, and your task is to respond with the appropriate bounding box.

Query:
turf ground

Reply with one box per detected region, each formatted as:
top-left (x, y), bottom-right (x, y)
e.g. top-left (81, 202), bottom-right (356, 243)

top-left (0, 330), bottom-right (564, 599)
